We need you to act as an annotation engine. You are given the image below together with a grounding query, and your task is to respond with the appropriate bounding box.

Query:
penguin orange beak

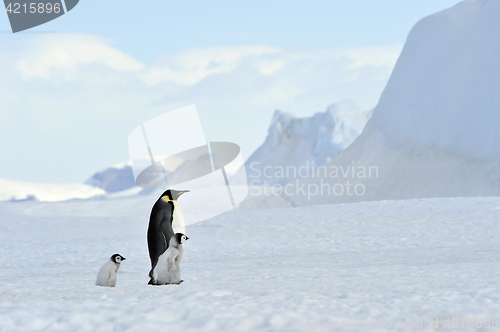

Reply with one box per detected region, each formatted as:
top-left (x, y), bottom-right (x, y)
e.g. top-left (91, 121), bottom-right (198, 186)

top-left (179, 190), bottom-right (190, 196)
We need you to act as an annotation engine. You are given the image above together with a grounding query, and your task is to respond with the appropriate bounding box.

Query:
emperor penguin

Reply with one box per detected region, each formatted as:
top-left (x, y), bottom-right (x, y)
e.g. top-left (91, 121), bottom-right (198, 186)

top-left (95, 254), bottom-right (126, 287)
top-left (150, 233), bottom-right (188, 285)
top-left (147, 189), bottom-right (189, 284)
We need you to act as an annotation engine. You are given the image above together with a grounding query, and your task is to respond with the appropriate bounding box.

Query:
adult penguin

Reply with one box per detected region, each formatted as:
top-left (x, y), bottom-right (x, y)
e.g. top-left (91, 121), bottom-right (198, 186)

top-left (147, 189), bottom-right (189, 284)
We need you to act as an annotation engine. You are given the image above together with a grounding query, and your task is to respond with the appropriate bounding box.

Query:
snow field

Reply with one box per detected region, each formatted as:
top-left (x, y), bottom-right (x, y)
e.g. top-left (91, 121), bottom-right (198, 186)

top-left (0, 196), bottom-right (499, 331)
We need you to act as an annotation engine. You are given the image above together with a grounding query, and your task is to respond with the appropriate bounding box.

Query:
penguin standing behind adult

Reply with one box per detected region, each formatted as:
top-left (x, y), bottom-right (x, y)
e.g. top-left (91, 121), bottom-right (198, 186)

top-left (95, 254), bottom-right (126, 287)
top-left (147, 189), bottom-right (189, 284)
top-left (150, 233), bottom-right (189, 285)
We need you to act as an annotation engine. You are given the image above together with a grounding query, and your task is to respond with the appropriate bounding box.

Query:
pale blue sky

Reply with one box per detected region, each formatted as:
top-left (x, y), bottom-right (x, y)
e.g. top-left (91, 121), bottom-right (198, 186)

top-left (0, 1), bottom-right (464, 183)
top-left (2, 1), bottom-right (462, 62)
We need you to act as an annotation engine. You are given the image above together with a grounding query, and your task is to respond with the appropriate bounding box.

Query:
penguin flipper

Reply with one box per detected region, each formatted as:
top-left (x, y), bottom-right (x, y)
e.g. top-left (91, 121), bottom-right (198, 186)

top-left (147, 200), bottom-right (174, 268)
top-left (159, 202), bottom-right (175, 246)
top-left (152, 232), bottom-right (167, 269)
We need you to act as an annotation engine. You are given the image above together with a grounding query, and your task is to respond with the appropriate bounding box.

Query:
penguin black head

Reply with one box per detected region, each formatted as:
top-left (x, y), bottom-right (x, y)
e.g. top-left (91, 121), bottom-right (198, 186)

top-left (161, 189), bottom-right (190, 201)
top-left (173, 233), bottom-right (189, 245)
top-left (111, 254), bottom-right (126, 264)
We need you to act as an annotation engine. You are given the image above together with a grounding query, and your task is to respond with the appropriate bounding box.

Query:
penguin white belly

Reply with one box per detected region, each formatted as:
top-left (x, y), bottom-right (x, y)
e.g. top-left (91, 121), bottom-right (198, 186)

top-left (171, 201), bottom-right (186, 235)
top-left (96, 261), bottom-right (118, 287)
top-left (152, 245), bottom-right (183, 285)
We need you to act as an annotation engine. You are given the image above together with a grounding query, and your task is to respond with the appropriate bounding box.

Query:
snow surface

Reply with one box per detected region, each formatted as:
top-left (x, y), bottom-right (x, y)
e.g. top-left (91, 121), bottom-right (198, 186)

top-left (1, 196), bottom-right (499, 331)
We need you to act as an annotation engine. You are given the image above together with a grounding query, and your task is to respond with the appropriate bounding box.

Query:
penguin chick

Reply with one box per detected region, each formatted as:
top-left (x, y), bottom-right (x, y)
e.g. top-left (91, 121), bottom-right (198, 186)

top-left (96, 254), bottom-right (126, 287)
top-left (149, 233), bottom-right (188, 285)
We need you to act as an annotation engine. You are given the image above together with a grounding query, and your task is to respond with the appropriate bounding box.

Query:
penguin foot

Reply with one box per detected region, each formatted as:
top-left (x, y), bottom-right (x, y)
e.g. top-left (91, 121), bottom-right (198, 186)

top-left (170, 280), bottom-right (183, 285)
top-left (148, 279), bottom-right (183, 285)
